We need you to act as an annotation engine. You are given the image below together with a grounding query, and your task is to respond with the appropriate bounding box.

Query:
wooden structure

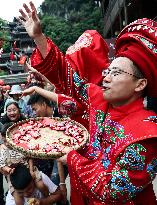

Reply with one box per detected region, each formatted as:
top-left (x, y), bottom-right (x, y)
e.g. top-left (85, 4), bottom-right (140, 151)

top-left (0, 73), bottom-right (28, 85)
top-left (100, 0), bottom-right (157, 38)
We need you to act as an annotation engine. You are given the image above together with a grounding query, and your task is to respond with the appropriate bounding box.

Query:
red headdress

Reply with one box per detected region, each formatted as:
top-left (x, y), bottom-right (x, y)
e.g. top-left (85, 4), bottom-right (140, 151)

top-left (115, 18), bottom-right (157, 97)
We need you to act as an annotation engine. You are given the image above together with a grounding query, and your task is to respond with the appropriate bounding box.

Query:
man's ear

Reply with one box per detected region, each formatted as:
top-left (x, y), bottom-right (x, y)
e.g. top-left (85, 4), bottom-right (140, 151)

top-left (135, 78), bottom-right (147, 92)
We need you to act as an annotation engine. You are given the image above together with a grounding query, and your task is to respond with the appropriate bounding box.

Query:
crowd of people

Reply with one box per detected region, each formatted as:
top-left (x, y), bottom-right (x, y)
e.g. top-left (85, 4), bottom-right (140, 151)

top-left (0, 74), bottom-right (69, 205)
top-left (0, 1), bottom-right (157, 205)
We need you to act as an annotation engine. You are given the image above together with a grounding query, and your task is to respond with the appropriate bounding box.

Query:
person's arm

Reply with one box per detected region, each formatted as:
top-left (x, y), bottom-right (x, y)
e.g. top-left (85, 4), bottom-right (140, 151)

top-left (22, 86), bottom-right (57, 103)
top-left (39, 188), bottom-right (62, 205)
top-left (37, 173), bottom-right (63, 205)
top-left (18, 3), bottom-right (109, 97)
top-left (28, 158), bottom-right (36, 179)
top-left (18, 2), bottom-right (47, 59)
top-left (57, 161), bottom-right (67, 204)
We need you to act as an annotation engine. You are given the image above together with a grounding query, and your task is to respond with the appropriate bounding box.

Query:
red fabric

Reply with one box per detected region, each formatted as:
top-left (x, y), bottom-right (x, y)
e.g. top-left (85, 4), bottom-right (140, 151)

top-left (31, 30), bottom-right (109, 94)
top-left (57, 94), bottom-right (89, 129)
top-left (66, 30), bottom-right (109, 86)
top-left (10, 52), bottom-right (15, 61)
top-left (30, 30), bottom-right (109, 128)
top-left (67, 84), bottom-right (157, 204)
top-left (115, 18), bottom-right (157, 97)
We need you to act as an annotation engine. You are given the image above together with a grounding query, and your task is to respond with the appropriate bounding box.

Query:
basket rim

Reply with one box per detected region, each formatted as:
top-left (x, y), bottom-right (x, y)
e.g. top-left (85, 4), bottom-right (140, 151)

top-left (6, 117), bottom-right (89, 159)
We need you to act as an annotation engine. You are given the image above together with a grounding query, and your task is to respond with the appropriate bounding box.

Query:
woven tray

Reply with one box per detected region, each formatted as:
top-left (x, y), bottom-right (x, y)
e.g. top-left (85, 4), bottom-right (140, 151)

top-left (6, 117), bottom-right (89, 159)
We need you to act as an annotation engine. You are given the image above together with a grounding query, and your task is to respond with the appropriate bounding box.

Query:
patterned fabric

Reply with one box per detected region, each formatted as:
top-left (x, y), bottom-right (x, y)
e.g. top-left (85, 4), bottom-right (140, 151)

top-left (30, 30), bottom-right (109, 128)
top-left (29, 26), bottom-right (157, 204)
top-left (115, 18), bottom-right (157, 97)
top-left (66, 32), bottom-right (93, 55)
top-left (67, 85), bottom-right (157, 205)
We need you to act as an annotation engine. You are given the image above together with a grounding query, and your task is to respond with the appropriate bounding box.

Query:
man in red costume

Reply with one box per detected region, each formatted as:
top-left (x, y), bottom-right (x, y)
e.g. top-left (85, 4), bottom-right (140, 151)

top-left (19, 2), bottom-right (157, 205)
top-left (18, 2), bottom-right (109, 129)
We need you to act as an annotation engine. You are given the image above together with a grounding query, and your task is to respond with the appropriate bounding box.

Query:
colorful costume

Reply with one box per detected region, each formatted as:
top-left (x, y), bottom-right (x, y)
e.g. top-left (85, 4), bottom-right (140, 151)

top-left (30, 19), bottom-right (157, 204)
top-left (66, 84), bottom-right (157, 204)
top-left (31, 30), bottom-right (109, 128)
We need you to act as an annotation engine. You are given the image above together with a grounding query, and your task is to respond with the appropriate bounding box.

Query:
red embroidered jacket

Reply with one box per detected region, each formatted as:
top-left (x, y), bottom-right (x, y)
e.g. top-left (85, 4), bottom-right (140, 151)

top-left (64, 84), bottom-right (157, 204)
top-left (31, 30), bottom-right (109, 129)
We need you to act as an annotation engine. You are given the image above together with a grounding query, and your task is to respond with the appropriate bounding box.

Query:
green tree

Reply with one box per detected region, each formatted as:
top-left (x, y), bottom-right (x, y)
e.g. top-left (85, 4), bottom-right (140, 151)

top-left (40, 0), bottom-right (103, 53)
top-left (0, 18), bottom-right (10, 52)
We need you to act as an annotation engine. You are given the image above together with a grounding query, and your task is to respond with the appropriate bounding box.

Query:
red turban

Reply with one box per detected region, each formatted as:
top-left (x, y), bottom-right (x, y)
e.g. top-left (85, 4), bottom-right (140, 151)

top-left (115, 18), bottom-right (157, 97)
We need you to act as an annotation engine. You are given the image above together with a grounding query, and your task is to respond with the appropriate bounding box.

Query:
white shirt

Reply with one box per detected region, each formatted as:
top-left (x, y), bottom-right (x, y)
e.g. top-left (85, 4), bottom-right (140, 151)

top-left (6, 172), bottom-right (58, 205)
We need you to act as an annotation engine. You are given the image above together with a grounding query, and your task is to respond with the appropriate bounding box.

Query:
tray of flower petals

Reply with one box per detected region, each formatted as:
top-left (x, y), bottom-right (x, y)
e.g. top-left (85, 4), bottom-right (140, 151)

top-left (6, 117), bottom-right (89, 159)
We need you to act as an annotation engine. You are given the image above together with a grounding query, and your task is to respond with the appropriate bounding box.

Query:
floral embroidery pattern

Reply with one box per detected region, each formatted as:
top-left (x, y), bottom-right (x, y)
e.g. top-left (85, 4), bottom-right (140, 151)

top-left (104, 117), bottom-right (126, 144)
top-left (101, 145), bottom-right (111, 169)
top-left (96, 110), bottom-right (105, 134)
top-left (110, 169), bottom-right (142, 202)
top-left (118, 144), bottom-right (146, 170)
top-left (66, 32), bottom-right (93, 55)
top-left (73, 72), bottom-right (88, 101)
top-left (135, 35), bottom-right (157, 54)
top-left (147, 158), bottom-right (157, 180)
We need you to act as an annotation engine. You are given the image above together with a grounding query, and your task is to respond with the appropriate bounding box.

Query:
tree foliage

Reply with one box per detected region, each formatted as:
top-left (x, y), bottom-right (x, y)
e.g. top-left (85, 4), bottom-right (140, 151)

top-left (0, 18), bottom-right (10, 52)
top-left (40, 0), bottom-right (103, 52)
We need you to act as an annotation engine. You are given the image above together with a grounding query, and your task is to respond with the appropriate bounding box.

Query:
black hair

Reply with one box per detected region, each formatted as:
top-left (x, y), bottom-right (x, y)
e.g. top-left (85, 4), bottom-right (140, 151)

top-left (132, 62), bottom-right (144, 79)
top-left (28, 93), bottom-right (55, 108)
top-left (10, 164), bottom-right (33, 190)
top-left (0, 102), bottom-right (26, 124)
top-left (5, 101), bottom-right (20, 111)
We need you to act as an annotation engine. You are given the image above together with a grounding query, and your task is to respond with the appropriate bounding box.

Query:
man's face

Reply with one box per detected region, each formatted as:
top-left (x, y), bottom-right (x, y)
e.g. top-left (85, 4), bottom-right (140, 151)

top-left (102, 57), bottom-right (141, 107)
top-left (31, 103), bottom-right (47, 117)
top-left (16, 180), bottom-right (35, 198)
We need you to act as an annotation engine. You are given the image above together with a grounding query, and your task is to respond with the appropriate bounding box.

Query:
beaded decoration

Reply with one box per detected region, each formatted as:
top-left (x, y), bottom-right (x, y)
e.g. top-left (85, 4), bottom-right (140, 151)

top-left (66, 32), bottom-right (93, 55)
top-left (134, 35), bottom-right (157, 54)
top-left (143, 115), bottom-right (157, 123)
top-left (110, 169), bottom-right (143, 202)
top-left (147, 158), bottom-right (157, 180)
top-left (118, 144), bottom-right (146, 171)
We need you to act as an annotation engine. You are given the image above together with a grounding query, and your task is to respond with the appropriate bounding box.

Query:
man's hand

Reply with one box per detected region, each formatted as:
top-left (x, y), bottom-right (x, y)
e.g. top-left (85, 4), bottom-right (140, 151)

top-left (28, 198), bottom-right (40, 205)
top-left (18, 1), bottom-right (42, 40)
top-left (0, 166), bottom-right (15, 175)
top-left (59, 184), bottom-right (67, 205)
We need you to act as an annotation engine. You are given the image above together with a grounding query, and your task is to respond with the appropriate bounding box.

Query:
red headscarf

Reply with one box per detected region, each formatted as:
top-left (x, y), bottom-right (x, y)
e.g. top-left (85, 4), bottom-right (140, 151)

top-left (115, 18), bottom-right (157, 97)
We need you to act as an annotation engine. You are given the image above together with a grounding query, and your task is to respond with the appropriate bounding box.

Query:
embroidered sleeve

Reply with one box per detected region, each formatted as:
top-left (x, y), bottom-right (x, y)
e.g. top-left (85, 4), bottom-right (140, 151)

top-left (67, 140), bottom-right (157, 203)
top-left (31, 38), bottom-right (68, 94)
top-left (30, 31), bottom-right (109, 97)
top-left (57, 93), bottom-right (89, 120)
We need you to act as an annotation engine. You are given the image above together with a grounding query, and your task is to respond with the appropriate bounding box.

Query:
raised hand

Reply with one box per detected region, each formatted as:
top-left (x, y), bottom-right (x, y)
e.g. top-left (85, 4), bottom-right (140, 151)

top-left (22, 86), bottom-right (36, 96)
top-left (18, 1), bottom-right (42, 40)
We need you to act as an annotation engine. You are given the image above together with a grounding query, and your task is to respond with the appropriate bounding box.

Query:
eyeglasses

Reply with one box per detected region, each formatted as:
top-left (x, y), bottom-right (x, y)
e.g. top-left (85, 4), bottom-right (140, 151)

top-left (102, 67), bottom-right (140, 79)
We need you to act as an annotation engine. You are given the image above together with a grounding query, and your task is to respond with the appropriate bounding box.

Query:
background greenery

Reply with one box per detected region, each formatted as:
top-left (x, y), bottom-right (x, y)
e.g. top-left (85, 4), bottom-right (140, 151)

top-left (0, 0), bottom-right (103, 53)
top-left (38, 0), bottom-right (103, 52)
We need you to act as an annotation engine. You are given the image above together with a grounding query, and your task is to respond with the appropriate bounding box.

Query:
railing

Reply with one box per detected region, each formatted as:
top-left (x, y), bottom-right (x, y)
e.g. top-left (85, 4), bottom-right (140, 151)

top-left (0, 73), bottom-right (28, 85)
